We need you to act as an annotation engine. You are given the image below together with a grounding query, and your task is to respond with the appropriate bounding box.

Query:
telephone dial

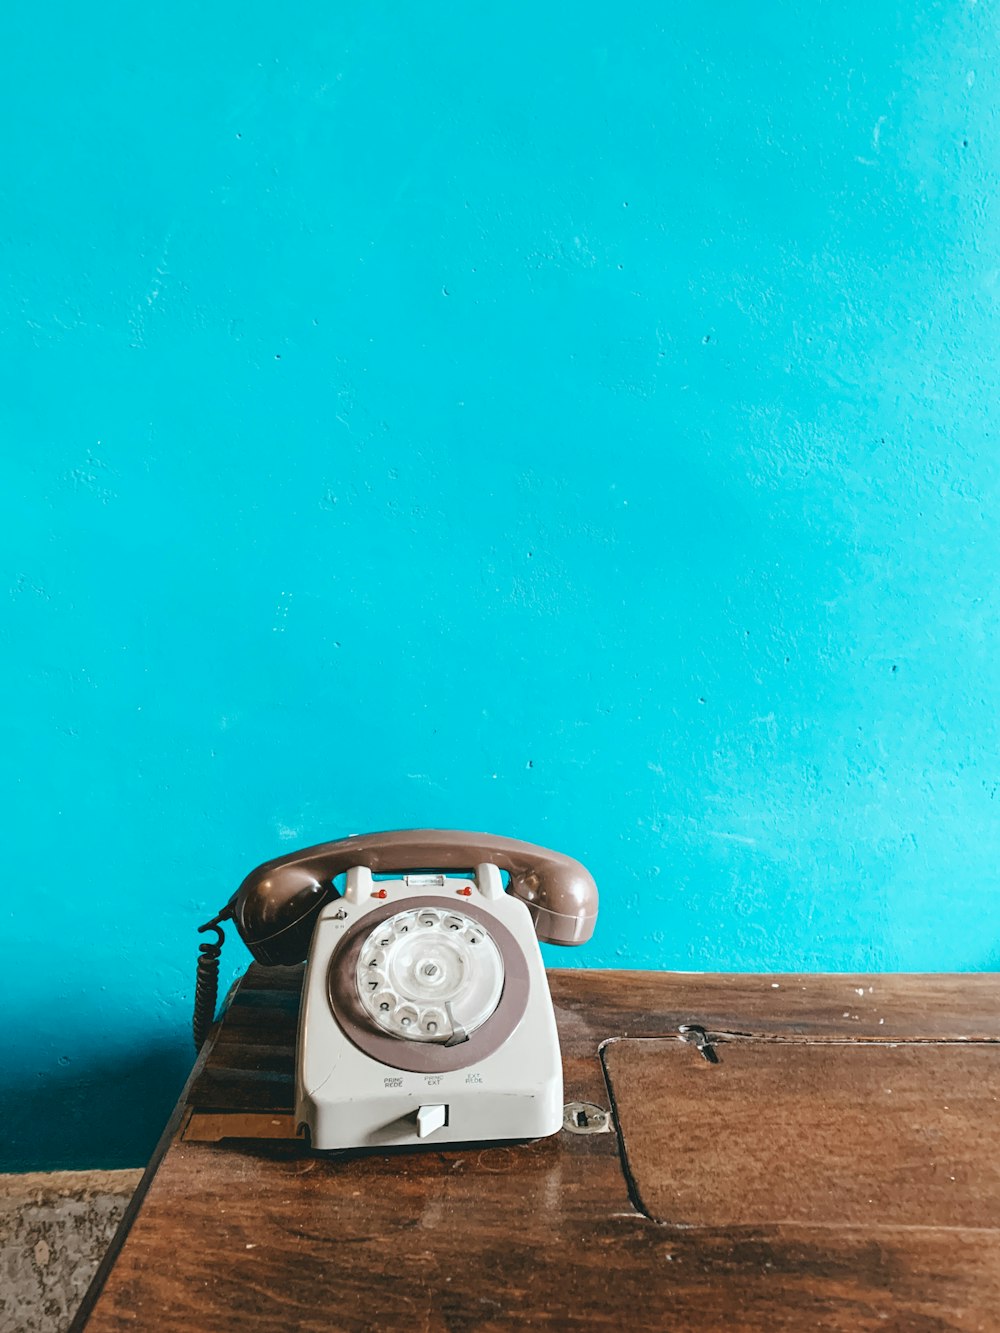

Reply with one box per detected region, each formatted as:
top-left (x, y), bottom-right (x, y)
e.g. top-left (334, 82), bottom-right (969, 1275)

top-left (194, 830), bottom-right (598, 1151)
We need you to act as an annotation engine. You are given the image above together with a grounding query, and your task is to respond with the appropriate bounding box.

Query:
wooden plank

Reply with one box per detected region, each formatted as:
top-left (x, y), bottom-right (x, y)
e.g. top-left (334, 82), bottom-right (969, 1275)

top-left (220, 964), bottom-right (1000, 1041)
top-left (79, 969), bottom-right (1000, 1331)
top-left (551, 969), bottom-right (1000, 1042)
top-left (182, 967), bottom-right (1000, 1137)
top-left (603, 1036), bottom-right (1000, 1228)
top-left (80, 1141), bottom-right (1000, 1331)
top-left (182, 1113), bottom-right (302, 1143)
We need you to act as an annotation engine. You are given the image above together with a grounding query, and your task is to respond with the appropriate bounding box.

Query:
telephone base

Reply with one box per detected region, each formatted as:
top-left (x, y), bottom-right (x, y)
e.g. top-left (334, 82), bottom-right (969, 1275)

top-left (294, 867), bottom-right (565, 1155)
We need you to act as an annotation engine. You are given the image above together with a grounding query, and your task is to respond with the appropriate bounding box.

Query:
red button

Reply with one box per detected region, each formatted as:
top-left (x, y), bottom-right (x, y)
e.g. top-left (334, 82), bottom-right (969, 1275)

top-left (372, 889), bottom-right (388, 899)
top-left (457, 887), bottom-right (472, 896)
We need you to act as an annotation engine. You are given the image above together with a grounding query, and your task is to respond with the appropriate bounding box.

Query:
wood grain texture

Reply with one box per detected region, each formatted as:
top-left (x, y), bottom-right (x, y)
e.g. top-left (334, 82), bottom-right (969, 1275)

top-left (78, 969), bottom-right (1000, 1332)
top-left (604, 1038), bottom-right (1000, 1228)
top-left (183, 967), bottom-right (1000, 1128)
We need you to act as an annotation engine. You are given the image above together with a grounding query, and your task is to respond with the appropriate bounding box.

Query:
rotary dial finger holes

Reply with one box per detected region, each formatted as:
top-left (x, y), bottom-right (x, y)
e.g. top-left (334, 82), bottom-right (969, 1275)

top-left (356, 905), bottom-right (505, 1043)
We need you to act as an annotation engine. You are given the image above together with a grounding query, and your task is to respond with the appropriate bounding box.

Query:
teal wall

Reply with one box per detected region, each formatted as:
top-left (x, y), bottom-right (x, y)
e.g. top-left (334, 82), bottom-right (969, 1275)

top-left (4, 2), bottom-right (1000, 1170)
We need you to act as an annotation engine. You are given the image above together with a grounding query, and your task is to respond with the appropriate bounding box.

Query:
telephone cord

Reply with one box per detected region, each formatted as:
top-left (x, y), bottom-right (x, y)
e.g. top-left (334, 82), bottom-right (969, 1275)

top-left (193, 911), bottom-right (230, 1049)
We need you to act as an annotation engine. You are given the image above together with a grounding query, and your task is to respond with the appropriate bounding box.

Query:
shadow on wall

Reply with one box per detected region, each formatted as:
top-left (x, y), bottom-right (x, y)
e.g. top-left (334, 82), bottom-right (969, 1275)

top-left (1, 1040), bottom-right (191, 1172)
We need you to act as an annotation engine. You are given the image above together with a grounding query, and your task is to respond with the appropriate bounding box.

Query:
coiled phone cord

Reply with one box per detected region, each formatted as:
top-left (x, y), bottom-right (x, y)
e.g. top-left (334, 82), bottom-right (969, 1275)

top-left (193, 909), bottom-right (231, 1050)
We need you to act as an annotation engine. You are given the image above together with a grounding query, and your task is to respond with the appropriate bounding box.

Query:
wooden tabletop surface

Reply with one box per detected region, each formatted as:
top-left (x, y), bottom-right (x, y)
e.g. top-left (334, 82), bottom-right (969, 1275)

top-left (74, 968), bottom-right (1000, 1332)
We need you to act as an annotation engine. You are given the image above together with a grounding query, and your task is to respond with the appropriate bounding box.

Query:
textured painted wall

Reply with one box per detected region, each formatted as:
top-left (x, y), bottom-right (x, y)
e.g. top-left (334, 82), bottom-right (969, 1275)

top-left (4, 2), bottom-right (1000, 1170)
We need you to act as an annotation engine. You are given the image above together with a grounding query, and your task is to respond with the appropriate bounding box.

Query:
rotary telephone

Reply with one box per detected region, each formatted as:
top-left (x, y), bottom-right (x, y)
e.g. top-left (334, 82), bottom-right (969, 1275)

top-left (193, 829), bottom-right (598, 1151)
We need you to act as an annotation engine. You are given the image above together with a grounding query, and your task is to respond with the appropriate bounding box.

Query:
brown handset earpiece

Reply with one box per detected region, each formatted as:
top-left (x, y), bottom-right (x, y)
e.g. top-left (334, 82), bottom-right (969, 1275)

top-left (193, 830), bottom-right (598, 1047)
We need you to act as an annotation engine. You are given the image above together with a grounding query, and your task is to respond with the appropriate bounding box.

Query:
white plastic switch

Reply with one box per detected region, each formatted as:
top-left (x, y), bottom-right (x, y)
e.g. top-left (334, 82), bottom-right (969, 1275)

top-left (416, 1104), bottom-right (448, 1138)
top-left (344, 865), bottom-right (374, 904)
top-left (475, 862), bottom-right (504, 900)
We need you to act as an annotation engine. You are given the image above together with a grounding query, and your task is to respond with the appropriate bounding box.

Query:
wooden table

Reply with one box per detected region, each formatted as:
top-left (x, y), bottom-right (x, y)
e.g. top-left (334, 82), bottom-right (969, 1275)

top-left (75, 968), bottom-right (1000, 1331)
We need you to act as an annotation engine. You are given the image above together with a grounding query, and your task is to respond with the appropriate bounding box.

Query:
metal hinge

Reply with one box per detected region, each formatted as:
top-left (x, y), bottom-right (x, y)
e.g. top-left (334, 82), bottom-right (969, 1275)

top-left (678, 1024), bottom-right (720, 1063)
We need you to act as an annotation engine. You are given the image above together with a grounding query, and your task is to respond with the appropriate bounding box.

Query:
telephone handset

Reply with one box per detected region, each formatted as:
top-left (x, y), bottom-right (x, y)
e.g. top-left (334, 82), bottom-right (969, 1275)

top-left (194, 829), bottom-right (598, 1151)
